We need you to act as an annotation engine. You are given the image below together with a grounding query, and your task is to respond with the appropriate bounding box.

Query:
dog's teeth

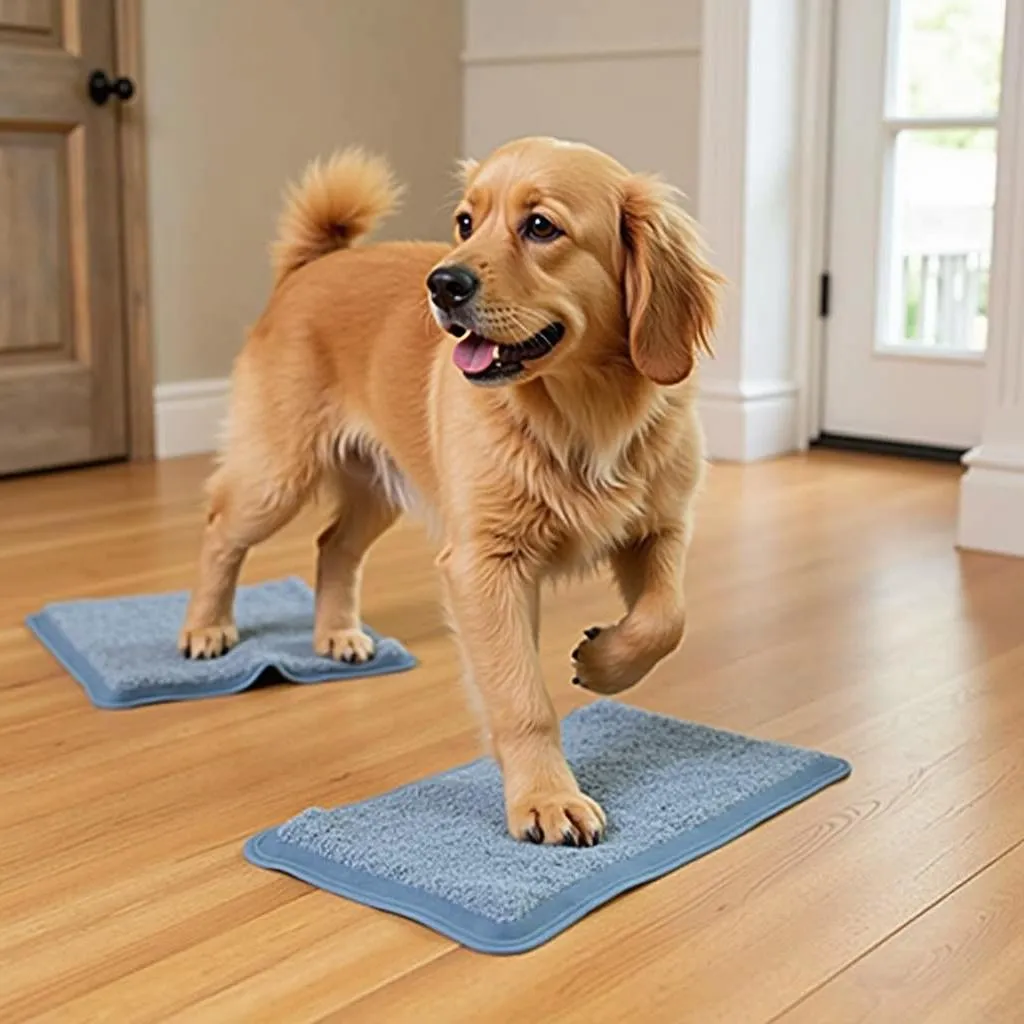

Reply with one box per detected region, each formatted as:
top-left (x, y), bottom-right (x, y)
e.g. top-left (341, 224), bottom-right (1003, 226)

top-left (492, 344), bottom-right (501, 362)
top-left (455, 329), bottom-right (472, 341)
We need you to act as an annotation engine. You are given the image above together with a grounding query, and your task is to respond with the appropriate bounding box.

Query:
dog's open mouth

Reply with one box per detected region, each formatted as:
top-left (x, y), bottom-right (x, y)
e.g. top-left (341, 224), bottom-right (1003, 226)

top-left (448, 323), bottom-right (566, 384)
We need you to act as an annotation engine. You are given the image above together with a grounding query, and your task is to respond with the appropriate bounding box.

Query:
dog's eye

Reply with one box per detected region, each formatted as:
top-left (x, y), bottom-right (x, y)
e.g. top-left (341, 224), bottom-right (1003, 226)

top-left (456, 212), bottom-right (473, 240)
top-left (523, 214), bottom-right (562, 243)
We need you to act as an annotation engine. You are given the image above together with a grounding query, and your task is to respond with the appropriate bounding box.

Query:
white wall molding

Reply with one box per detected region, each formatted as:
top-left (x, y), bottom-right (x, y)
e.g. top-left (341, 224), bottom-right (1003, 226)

top-left (791, 0), bottom-right (835, 446)
top-left (957, 0), bottom-right (1024, 558)
top-left (154, 379), bottom-right (229, 459)
top-left (461, 43), bottom-right (699, 67)
top-left (153, 372), bottom-right (801, 465)
top-left (698, 0), bottom-right (805, 462)
top-left (700, 379), bottom-right (799, 403)
top-left (958, 447), bottom-right (1024, 558)
top-left (700, 379), bottom-right (800, 463)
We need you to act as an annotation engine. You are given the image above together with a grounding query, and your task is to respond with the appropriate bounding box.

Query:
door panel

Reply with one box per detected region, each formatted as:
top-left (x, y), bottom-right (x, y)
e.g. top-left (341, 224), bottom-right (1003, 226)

top-left (0, 0), bottom-right (127, 475)
top-left (0, 132), bottom-right (69, 356)
top-left (0, 0), bottom-right (62, 49)
top-left (822, 0), bottom-right (1006, 450)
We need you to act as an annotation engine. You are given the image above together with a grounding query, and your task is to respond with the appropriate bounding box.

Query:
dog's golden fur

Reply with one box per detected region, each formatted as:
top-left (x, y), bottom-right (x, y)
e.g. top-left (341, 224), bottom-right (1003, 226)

top-left (180, 137), bottom-right (721, 845)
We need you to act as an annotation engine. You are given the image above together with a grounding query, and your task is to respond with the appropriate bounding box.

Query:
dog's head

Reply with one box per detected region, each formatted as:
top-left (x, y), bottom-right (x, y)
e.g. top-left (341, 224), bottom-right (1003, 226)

top-left (427, 137), bottom-right (720, 388)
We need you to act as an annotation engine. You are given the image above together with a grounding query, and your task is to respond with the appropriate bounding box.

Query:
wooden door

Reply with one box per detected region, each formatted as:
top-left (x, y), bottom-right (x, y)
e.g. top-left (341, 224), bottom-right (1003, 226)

top-left (0, 0), bottom-right (128, 476)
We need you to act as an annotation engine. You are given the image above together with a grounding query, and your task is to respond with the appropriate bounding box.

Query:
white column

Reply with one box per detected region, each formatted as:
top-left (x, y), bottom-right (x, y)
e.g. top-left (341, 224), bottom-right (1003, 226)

top-left (957, 0), bottom-right (1024, 558)
top-left (696, 0), bottom-right (805, 462)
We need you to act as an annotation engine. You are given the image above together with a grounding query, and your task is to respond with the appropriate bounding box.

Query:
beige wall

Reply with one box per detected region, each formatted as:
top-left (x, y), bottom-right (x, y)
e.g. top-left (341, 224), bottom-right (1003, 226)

top-left (463, 0), bottom-right (702, 208)
top-left (143, 0), bottom-right (462, 384)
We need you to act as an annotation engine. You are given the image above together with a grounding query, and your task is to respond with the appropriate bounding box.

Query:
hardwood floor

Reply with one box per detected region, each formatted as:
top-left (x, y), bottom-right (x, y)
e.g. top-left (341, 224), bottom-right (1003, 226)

top-left (1, 451), bottom-right (1022, 1022)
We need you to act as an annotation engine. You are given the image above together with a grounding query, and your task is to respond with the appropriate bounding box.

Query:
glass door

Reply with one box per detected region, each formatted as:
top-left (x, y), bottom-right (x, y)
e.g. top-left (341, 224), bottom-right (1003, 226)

top-left (822, 0), bottom-right (1006, 449)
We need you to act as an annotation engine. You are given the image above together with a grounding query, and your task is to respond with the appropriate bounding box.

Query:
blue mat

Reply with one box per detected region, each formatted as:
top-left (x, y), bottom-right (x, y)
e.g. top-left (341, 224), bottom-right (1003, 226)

top-left (26, 576), bottom-right (416, 710)
top-left (245, 700), bottom-right (850, 954)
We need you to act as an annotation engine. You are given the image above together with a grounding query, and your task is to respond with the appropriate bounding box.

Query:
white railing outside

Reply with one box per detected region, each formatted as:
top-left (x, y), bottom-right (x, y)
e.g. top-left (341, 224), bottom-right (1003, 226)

top-left (891, 141), bottom-right (994, 353)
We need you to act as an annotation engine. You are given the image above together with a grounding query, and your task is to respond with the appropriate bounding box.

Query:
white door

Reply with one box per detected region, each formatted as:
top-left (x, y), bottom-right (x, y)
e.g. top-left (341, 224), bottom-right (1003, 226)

top-left (823, 0), bottom-right (1007, 450)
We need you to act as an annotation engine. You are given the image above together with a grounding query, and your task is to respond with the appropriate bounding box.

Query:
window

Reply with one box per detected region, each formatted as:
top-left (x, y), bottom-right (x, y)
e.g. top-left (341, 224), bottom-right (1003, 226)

top-left (881, 0), bottom-right (1005, 354)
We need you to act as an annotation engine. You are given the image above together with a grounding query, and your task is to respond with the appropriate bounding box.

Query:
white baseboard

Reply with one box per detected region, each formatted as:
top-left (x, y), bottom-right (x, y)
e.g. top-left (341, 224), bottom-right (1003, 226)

top-left (957, 444), bottom-right (1024, 558)
top-left (153, 375), bottom-right (802, 465)
top-left (154, 378), bottom-right (229, 459)
top-left (699, 379), bottom-right (800, 462)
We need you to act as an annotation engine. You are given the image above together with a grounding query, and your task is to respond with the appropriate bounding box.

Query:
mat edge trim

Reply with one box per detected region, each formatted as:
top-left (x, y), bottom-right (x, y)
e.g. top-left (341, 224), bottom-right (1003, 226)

top-left (24, 576), bottom-right (417, 709)
top-left (243, 754), bottom-right (852, 955)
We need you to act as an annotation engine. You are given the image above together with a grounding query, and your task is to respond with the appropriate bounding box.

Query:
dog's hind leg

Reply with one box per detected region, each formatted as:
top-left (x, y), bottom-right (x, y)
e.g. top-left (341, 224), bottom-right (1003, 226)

top-left (177, 376), bottom-right (319, 663)
top-left (178, 468), bottom-right (311, 658)
top-left (313, 464), bottom-right (400, 662)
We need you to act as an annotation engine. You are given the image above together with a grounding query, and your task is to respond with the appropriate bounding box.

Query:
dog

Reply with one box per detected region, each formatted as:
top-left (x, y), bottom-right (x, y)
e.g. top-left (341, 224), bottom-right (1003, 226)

top-left (178, 136), bottom-right (721, 846)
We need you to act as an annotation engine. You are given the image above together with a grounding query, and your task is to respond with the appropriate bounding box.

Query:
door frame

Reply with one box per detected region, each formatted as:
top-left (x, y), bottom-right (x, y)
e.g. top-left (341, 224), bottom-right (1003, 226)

top-left (114, 0), bottom-right (154, 460)
top-left (792, 0), bottom-right (837, 448)
top-left (809, 0), bottom-right (1017, 455)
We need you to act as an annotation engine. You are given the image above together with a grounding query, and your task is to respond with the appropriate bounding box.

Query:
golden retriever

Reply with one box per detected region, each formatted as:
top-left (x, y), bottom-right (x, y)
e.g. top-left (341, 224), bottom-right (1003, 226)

top-left (179, 136), bottom-right (720, 846)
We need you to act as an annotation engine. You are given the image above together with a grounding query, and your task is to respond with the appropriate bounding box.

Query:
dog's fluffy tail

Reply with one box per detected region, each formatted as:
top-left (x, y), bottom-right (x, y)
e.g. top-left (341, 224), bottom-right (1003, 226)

top-left (271, 148), bottom-right (403, 286)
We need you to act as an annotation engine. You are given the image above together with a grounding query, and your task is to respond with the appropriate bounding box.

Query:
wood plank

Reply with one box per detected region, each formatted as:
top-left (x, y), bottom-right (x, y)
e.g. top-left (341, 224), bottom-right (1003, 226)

top-left (334, 644), bottom-right (1024, 1023)
top-left (777, 841), bottom-right (1024, 1024)
top-left (0, 131), bottom-right (66, 355)
top-left (0, 452), bottom-right (1022, 1022)
top-left (0, 363), bottom-right (95, 474)
top-left (0, 0), bottom-right (54, 32)
top-left (0, 0), bottom-right (59, 48)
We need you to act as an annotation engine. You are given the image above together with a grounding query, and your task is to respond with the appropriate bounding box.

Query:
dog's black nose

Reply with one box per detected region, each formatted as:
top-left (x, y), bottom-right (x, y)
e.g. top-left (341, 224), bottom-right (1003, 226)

top-left (427, 265), bottom-right (479, 312)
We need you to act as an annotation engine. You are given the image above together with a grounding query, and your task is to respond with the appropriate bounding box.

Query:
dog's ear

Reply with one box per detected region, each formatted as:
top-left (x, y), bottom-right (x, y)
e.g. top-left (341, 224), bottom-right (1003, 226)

top-left (620, 175), bottom-right (720, 385)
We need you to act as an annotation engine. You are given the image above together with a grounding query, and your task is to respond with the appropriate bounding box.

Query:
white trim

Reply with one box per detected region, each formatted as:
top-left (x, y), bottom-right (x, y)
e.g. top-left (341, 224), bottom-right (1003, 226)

top-left (989, 0), bottom-right (1024, 415)
top-left (461, 43), bottom-right (699, 67)
top-left (956, 0), bottom-right (1024, 558)
top-left (154, 378), bottom-right (228, 459)
top-left (700, 380), bottom-right (800, 463)
top-left (700, 379), bottom-right (798, 402)
top-left (871, 345), bottom-right (987, 364)
top-left (153, 375), bottom-right (801, 467)
top-left (793, 0), bottom-right (836, 447)
top-left (958, 446), bottom-right (1024, 557)
top-left (882, 114), bottom-right (999, 132)
top-left (698, 0), bottom-right (814, 461)
top-left (964, 443), bottom-right (1024, 472)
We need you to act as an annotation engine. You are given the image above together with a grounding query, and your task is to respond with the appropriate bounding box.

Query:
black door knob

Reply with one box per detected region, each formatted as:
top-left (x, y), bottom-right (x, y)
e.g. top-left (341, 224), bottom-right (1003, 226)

top-left (88, 69), bottom-right (136, 106)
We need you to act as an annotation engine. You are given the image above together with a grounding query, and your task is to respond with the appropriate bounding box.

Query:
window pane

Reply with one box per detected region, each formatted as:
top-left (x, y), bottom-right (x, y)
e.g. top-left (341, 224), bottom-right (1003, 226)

top-left (885, 129), bottom-right (995, 352)
top-left (893, 0), bottom-right (1005, 117)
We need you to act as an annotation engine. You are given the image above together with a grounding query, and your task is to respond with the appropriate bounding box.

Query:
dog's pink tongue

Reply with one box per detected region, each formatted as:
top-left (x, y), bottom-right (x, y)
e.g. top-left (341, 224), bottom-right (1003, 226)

top-left (452, 336), bottom-right (494, 374)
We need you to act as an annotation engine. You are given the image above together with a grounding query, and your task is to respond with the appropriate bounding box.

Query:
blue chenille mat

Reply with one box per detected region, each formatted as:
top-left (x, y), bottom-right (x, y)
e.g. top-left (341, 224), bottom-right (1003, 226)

top-left (245, 700), bottom-right (851, 954)
top-left (25, 576), bottom-right (416, 710)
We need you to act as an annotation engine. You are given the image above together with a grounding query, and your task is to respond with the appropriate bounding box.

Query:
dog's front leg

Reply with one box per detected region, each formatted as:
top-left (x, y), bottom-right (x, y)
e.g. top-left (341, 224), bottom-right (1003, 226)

top-left (438, 544), bottom-right (606, 846)
top-left (572, 528), bottom-right (688, 695)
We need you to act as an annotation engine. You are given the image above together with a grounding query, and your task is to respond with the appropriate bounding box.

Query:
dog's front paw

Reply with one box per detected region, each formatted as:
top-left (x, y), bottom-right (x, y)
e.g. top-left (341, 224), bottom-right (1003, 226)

top-left (314, 627), bottom-right (376, 663)
top-left (507, 788), bottom-right (606, 847)
top-left (571, 618), bottom-right (682, 695)
top-left (178, 623), bottom-right (239, 659)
